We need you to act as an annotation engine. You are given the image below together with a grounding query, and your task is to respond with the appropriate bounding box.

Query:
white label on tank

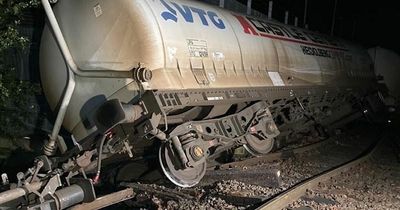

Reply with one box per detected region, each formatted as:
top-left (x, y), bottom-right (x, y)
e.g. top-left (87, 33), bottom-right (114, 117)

top-left (208, 72), bottom-right (216, 82)
top-left (268, 72), bottom-right (285, 86)
top-left (93, 4), bottom-right (103, 18)
top-left (187, 39), bottom-right (208, 58)
top-left (212, 52), bottom-right (225, 61)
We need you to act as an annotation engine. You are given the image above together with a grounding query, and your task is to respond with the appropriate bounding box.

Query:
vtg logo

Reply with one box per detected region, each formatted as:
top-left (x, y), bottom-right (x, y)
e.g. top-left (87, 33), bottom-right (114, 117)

top-left (160, 0), bottom-right (226, 30)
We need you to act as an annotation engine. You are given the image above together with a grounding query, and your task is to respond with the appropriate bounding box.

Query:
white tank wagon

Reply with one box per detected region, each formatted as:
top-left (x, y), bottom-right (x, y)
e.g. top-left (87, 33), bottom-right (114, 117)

top-left (38, 0), bottom-right (380, 187)
top-left (41, 0), bottom-right (374, 138)
top-left (0, 1), bottom-right (385, 209)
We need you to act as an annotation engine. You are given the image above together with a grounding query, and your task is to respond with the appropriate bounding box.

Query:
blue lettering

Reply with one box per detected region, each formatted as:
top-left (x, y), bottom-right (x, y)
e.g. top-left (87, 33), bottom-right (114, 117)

top-left (207, 11), bottom-right (226, 29)
top-left (190, 7), bottom-right (209, 26)
top-left (160, 0), bottom-right (225, 30)
top-left (160, 0), bottom-right (177, 22)
top-left (171, 3), bottom-right (193, 23)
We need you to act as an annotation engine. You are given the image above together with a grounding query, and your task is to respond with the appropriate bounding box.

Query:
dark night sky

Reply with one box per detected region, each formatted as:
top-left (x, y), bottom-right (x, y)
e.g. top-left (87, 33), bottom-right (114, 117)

top-left (237, 0), bottom-right (400, 54)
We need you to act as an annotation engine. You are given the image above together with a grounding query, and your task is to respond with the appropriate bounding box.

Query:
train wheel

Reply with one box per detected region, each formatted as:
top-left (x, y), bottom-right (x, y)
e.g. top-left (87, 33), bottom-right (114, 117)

top-left (159, 142), bottom-right (206, 187)
top-left (243, 134), bottom-right (274, 156)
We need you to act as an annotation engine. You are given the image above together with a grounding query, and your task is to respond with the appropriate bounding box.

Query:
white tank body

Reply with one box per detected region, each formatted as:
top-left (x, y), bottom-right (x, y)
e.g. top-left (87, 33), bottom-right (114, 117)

top-left (40, 0), bottom-right (375, 140)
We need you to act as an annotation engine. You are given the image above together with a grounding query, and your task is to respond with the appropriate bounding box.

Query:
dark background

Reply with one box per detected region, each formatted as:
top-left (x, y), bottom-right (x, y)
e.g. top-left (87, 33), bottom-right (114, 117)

top-left (237, 0), bottom-right (400, 54)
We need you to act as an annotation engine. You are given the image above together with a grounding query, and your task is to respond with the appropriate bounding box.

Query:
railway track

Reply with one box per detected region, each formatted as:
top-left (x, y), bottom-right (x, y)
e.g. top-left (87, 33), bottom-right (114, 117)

top-left (256, 132), bottom-right (385, 210)
top-left (70, 123), bottom-right (386, 210)
top-left (217, 137), bottom-right (332, 170)
top-left (199, 136), bottom-right (333, 188)
top-left (283, 130), bottom-right (400, 210)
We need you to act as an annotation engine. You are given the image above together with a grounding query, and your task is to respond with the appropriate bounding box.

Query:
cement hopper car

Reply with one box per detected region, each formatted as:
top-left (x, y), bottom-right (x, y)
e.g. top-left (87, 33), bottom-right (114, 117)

top-left (39, 0), bottom-right (378, 187)
top-left (0, 0), bottom-right (383, 209)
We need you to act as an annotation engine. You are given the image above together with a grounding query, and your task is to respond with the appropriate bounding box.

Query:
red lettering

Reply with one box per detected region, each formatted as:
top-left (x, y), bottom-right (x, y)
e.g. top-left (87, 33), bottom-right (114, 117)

top-left (233, 15), bottom-right (259, 36)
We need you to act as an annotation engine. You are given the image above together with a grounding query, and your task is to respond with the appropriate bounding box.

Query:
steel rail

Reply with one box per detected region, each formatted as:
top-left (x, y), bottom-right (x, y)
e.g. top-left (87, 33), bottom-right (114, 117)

top-left (70, 188), bottom-right (135, 210)
top-left (256, 135), bottom-right (384, 210)
top-left (218, 138), bottom-right (332, 170)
